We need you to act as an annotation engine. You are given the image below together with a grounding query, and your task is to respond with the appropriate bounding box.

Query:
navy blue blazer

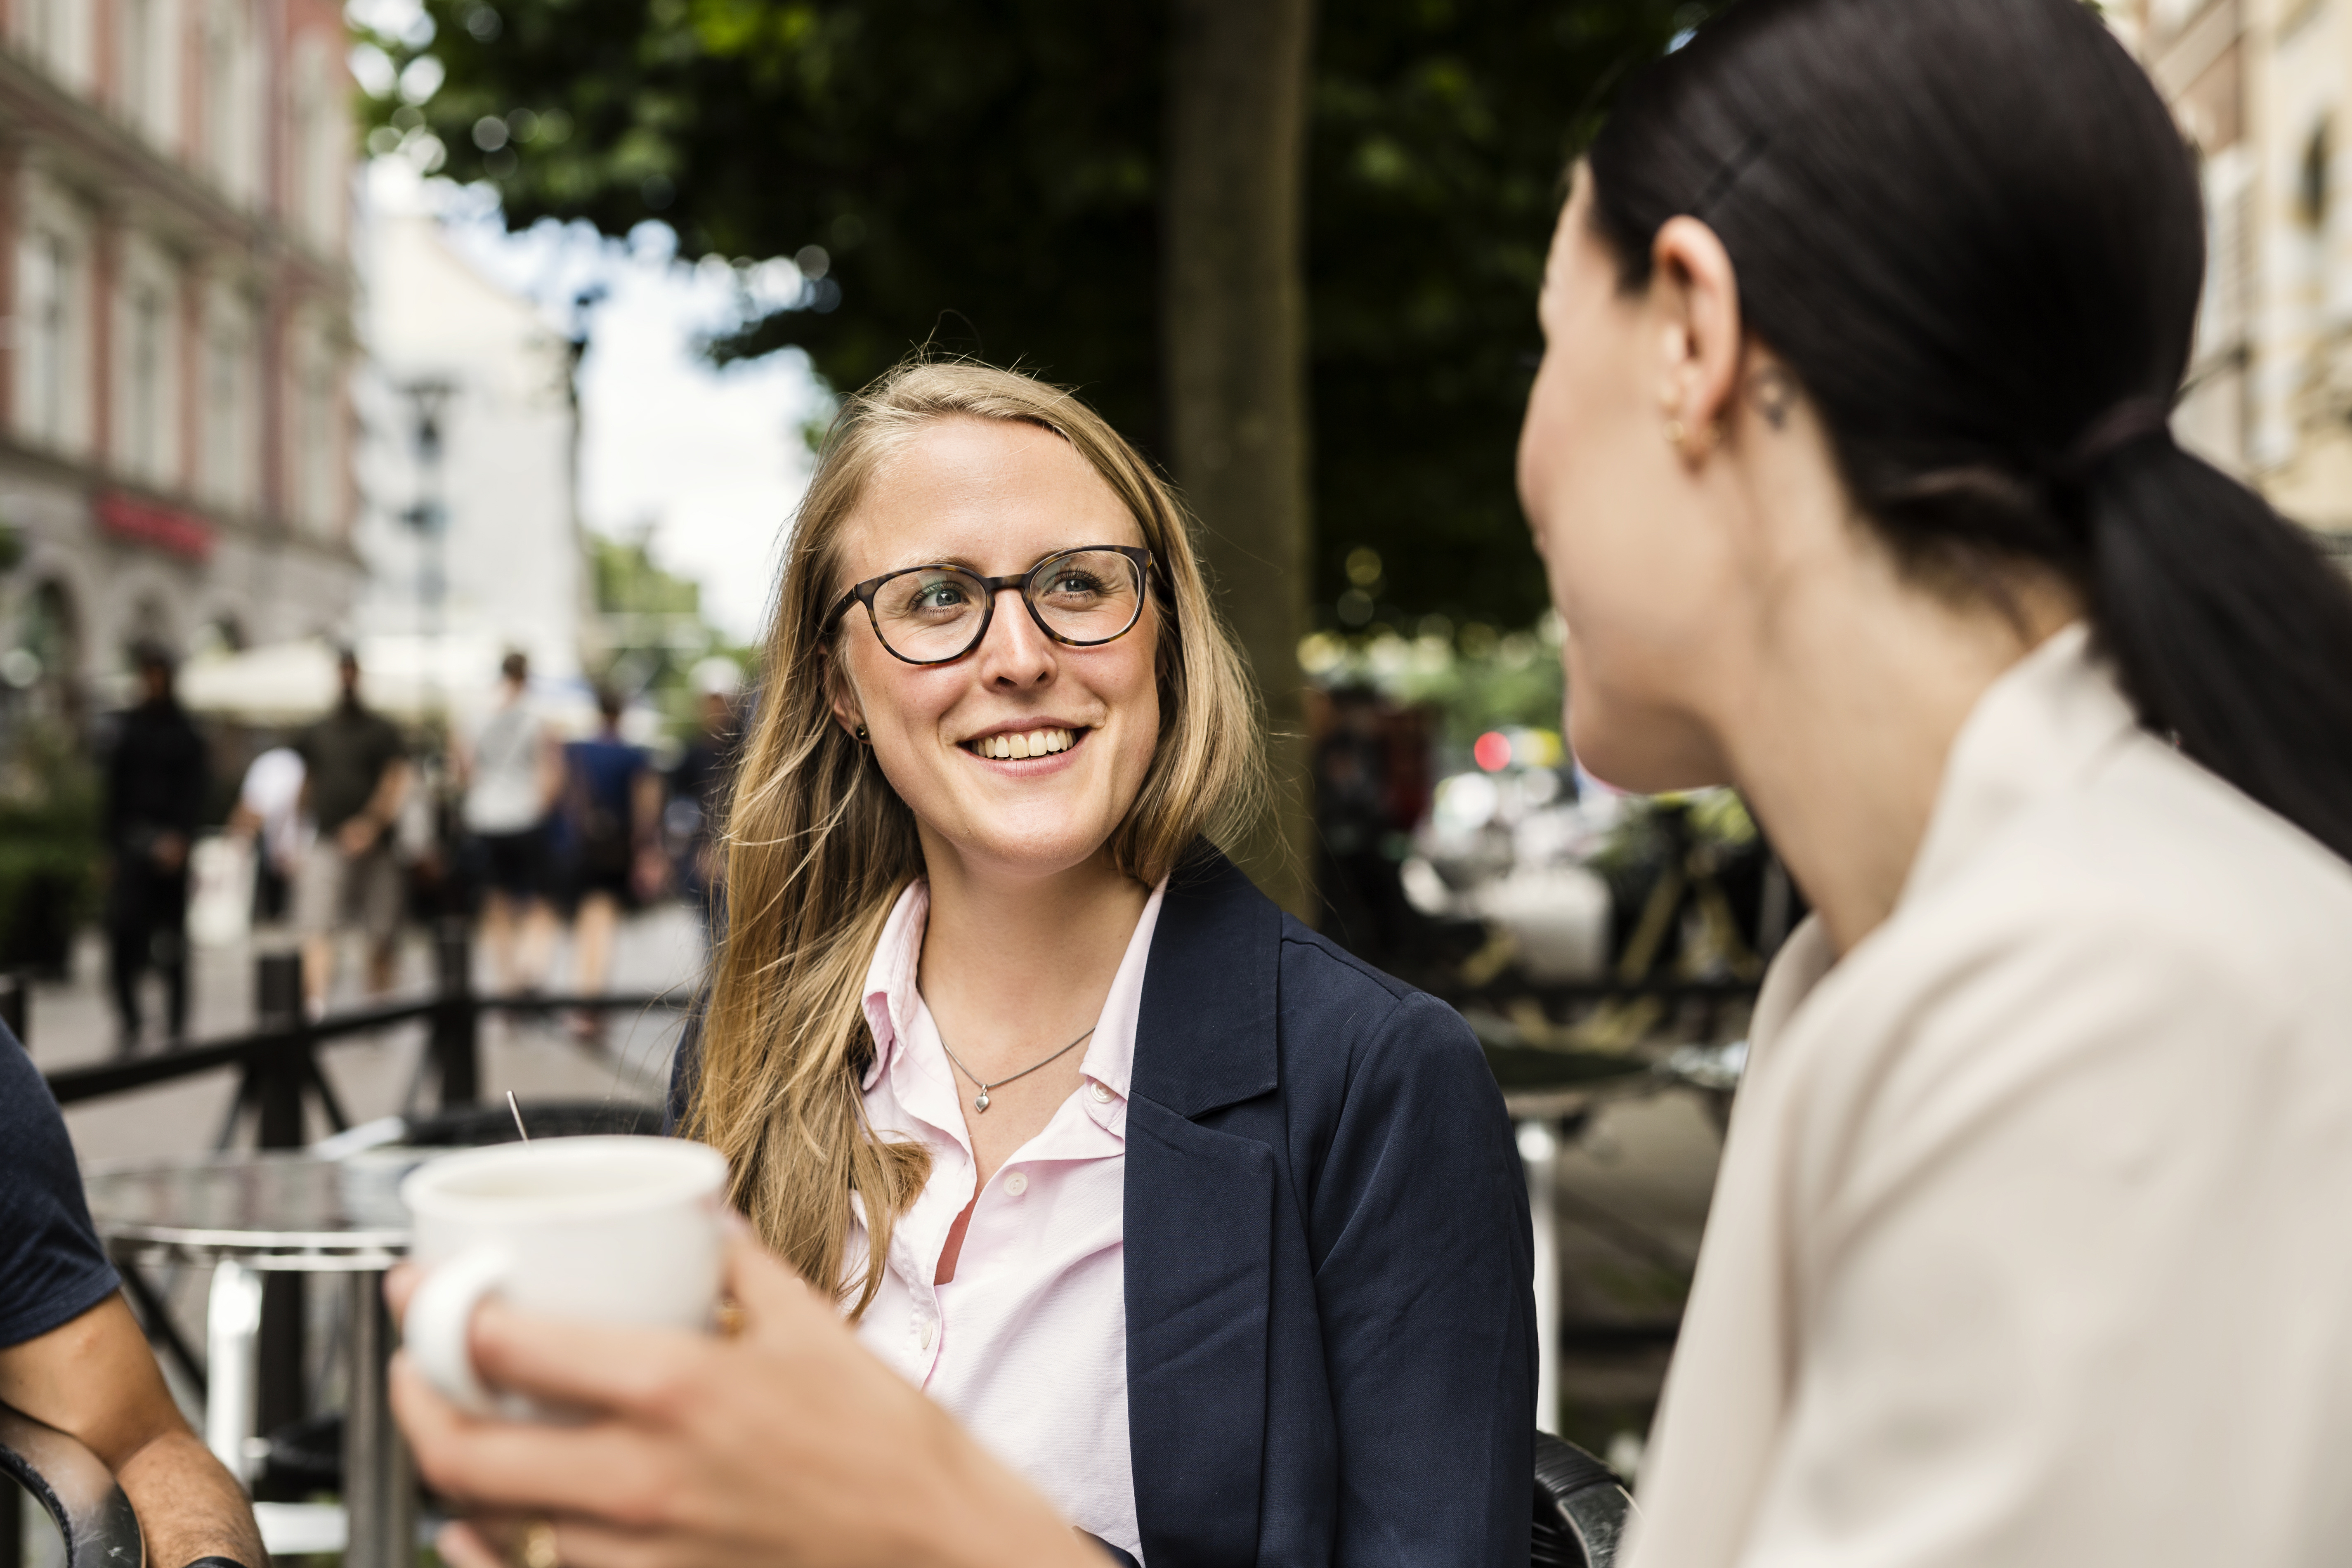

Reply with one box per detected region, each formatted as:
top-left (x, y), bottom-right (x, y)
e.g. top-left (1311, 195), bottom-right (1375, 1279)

top-left (673, 847), bottom-right (1536, 1566)
top-left (1121, 847), bottom-right (1535, 1567)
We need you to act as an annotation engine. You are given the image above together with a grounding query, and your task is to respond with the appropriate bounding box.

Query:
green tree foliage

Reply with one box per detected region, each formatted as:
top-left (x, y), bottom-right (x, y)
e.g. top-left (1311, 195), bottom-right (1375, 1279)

top-left (366, 0), bottom-right (1707, 631)
top-left (587, 529), bottom-right (756, 730)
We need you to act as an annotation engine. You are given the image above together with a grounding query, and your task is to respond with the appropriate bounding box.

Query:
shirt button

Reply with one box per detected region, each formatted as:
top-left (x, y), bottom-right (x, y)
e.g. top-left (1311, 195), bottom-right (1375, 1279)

top-left (917, 1318), bottom-right (934, 1350)
top-left (1003, 1171), bottom-right (1029, 1197)
top-left (1089, 1082), bottom-right (1113, 1104)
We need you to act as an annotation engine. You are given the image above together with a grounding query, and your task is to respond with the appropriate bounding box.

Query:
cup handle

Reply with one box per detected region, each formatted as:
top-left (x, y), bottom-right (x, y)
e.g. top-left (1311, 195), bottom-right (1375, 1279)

top-left (403, 1244), bottom-right (512, 1415)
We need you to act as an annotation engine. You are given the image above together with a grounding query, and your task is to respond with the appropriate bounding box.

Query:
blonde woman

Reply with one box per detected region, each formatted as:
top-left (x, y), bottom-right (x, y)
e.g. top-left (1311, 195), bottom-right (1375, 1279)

top-left (648, 362), bottom-right (1534, 1565)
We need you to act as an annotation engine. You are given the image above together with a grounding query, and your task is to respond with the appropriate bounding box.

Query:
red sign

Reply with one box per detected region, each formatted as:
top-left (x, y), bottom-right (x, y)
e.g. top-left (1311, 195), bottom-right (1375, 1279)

top-left (95, 491), bottom-right (215, 562)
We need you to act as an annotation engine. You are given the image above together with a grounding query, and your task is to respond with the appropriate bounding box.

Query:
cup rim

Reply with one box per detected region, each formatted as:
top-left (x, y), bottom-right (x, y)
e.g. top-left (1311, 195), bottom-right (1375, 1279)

top-left (399, 1135), bottom-right (728, 1220)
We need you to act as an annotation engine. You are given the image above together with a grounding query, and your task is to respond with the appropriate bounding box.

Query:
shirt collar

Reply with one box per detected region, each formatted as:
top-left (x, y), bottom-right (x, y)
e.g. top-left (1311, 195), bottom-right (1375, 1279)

top-left (857, 875), bottom-right (1168, 1103)
top-left (1075, 879), bottom-right (1165, 1107)
top-left (859, 879), bottom-right (931, 1091)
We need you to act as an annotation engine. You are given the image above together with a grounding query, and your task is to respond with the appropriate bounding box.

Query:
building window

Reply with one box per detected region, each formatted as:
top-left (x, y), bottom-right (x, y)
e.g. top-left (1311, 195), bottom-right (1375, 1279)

top-left (127, 285), bottom-right (167, 479)
top-left (205, 1), bottom-right (257, 203)
top-left (122, 0), bottom-right (155, 123)
top-left (2298, 118), bottom-right (2331, 232)
top-left (204, 309), bottom-right (251, 508)
top-left (19, 231), bottom-right (75, 449)
top-left (301, 348), bottom-right (339, 534)
top-left (23, 0), bottom-right (59, 65)
top-left (18, 0), bottom-right (92, 90)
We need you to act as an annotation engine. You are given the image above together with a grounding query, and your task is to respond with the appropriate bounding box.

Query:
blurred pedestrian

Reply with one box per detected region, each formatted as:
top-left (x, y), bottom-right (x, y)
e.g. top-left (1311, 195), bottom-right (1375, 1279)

top-left (559, 686), bottom-right (662, 1043)
top-left (295, 649), bottom-right (408, 1015)
top-left (227, 744), bottom-right (307, 926)
top-left (667, 658), bottom-right (744, 942)
top-left (455, 652), bottom-right (561, 993)
top-left (102, 641), bottom-right (208, 1054)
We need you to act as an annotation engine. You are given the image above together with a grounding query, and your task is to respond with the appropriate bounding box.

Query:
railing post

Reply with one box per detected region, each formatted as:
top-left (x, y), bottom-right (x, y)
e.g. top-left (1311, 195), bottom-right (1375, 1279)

top-left (0, 972), bottom-right (26, 1045)
top-left (432, 918), bottom-right (478, 1108)
top-left (252, 953), bottom-right (306, 1148)
top-left (248, 952), bottom-right (307, 1488)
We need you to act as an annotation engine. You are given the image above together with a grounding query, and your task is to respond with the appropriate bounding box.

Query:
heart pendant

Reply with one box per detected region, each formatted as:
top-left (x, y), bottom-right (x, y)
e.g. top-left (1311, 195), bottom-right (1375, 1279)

top-left (973, 1091), bottom-right (991, 1112)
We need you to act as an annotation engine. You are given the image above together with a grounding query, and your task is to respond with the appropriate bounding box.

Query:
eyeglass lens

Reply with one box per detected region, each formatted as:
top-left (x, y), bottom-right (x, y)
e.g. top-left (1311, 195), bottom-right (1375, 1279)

top-left (870, 549), bottom-right (1142, 663)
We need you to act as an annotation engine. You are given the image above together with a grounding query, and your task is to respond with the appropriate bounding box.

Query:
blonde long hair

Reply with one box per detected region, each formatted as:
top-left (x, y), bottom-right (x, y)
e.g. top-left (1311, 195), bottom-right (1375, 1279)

top-left (681, 361), bottom-right (1267, 1318)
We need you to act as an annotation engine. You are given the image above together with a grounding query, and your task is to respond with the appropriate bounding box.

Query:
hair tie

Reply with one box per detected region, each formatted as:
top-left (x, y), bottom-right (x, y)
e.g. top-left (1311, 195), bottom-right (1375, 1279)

top-left (2059, 396), bottom-right (2173, 483)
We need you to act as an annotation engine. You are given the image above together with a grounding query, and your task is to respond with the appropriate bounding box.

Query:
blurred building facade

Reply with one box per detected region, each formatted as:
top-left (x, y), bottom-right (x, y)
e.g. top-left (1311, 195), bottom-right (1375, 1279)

top-left (352, 166), bottom-right (588, 699)
top-left (0, 0), bottom-right (358, 713)
top-left (2122, 0), bottom-right (2352, 543)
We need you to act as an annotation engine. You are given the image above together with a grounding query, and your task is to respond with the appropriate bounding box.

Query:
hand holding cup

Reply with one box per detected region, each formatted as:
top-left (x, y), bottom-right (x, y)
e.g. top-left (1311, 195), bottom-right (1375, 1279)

top-left (387, 1221), bottom-right (1096, 1568)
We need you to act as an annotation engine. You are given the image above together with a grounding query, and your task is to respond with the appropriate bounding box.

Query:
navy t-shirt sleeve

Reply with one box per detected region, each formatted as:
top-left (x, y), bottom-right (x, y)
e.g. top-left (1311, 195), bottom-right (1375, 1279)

top-left (0, 1029), bottom-right (121, 1348)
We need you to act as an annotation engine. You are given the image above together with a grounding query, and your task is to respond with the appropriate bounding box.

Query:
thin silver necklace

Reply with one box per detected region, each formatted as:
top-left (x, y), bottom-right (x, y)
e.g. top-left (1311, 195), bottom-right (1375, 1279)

top-left (936, 1025), bottom-right (1095, 1113)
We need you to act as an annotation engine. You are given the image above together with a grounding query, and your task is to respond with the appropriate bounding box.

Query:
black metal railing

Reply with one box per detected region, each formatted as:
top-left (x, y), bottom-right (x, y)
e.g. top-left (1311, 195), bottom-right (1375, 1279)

top-left (31, 920), bottom-right (687, 1143)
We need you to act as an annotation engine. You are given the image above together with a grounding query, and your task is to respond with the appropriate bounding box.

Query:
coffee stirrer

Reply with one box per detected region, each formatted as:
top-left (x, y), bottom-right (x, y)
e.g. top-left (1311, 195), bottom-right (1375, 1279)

top-left (507, 1091), bottom-right (530, 1142)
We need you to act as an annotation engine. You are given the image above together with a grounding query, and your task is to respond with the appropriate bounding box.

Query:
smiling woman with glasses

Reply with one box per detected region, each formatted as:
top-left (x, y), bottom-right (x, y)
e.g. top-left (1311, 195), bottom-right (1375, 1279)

top-left (468, 359), bottom-right (1529, 1567)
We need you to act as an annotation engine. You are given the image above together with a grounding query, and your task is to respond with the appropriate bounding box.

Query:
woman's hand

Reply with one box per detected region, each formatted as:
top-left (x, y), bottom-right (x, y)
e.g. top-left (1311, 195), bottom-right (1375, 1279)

top-left (388, 1228), bottom-right (1095, 1568)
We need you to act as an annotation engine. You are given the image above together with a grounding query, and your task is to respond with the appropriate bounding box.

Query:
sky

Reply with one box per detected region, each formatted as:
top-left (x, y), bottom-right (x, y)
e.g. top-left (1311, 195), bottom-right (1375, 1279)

top-left (427, 191), bottom-right (831, 643)
top-left (347, 0), bottom-right (826, 645)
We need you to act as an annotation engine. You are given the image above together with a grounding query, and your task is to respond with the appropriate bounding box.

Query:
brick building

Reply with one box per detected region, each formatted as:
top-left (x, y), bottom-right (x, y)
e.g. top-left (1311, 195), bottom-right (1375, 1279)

top-left (2120, 0), bottom-right (2352, 546)
top-left (0, 0), bottom-right (357, 715)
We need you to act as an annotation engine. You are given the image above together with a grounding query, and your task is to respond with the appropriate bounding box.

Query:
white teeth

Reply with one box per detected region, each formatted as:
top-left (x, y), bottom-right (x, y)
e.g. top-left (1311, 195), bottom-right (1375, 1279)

top-left (973, 728), bottom-right (1076, 759)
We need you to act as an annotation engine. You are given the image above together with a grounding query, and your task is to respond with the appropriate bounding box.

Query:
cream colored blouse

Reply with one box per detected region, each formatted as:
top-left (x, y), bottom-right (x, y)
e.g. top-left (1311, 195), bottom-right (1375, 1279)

top-left (1628, 624), bottom-right (2352, 1567)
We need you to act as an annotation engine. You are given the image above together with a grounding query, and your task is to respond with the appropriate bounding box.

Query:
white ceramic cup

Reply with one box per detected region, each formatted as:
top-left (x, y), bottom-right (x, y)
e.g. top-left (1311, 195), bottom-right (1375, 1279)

top-left (399, 1136), bottom-right (729, 1417)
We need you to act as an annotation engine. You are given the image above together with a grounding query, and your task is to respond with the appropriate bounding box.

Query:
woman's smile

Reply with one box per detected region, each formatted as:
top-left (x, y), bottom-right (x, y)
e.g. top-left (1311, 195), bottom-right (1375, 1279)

top-left (960, 723), bottom-right (1090, 764)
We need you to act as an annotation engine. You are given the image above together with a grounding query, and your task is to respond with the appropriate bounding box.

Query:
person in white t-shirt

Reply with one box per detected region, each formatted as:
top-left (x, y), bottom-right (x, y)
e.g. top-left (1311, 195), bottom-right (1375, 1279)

top-left (454, 652), bottom-right (562, 992)
top-left (227, 745), bottom-right (310, 926)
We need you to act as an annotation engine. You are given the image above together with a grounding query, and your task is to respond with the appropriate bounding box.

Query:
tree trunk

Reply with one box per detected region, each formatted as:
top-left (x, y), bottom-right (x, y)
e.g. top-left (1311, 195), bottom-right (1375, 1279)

top-left (1162, 0), bottom-right (1317, 918)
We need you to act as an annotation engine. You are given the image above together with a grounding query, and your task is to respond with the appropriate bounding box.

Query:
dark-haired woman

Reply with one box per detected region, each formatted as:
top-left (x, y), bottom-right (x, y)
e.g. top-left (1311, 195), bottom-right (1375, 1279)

top-left (390, 2), bottom-right (2352, 1564)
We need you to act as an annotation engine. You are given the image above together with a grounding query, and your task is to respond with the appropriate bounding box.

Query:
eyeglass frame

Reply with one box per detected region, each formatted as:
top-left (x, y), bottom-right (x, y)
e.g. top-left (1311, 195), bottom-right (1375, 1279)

top-left (825, 544), bottom-right (1157, 667)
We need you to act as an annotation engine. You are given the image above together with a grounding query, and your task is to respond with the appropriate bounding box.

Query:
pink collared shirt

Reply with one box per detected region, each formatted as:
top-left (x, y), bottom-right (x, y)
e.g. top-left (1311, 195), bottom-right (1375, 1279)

top-left (845, 877), bottom-right (1163, 1563)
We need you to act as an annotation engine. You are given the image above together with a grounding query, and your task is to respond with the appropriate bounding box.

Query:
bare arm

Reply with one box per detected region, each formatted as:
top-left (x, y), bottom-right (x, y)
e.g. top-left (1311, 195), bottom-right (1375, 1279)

top-left (631, 767), bottom-right (664, 848)
top-left (340, 759), bottom-right (412, 856)
top-left (372, 757), bottom-right (412, 826)
top-left (0, 1295), bottom-right (264, 1568)
top-left (536, 729), bottom-right (566, 816)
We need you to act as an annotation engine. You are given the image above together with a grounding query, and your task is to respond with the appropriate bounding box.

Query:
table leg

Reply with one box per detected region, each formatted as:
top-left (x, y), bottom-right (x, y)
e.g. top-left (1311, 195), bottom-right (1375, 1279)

top-left (342, 1271), bottom-right (415, 1568)
top-left (1518, 1118), bottom-right (1563, 1436)
top-left (204, 1262), bottom-right (264, 1485)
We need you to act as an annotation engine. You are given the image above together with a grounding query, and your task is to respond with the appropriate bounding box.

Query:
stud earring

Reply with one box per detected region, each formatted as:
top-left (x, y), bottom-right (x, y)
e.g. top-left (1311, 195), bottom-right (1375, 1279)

top-left (1750, 365), bottom-right (1796, 430)
top-left (855, 724), bottom-right (868, 741)
top-left (1664, 417), bottom-right (1688, 448)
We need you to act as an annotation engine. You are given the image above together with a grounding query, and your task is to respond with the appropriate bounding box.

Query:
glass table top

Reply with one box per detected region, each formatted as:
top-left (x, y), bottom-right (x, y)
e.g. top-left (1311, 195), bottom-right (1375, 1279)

top-left (81, 1150), bottom-right (441, 1258)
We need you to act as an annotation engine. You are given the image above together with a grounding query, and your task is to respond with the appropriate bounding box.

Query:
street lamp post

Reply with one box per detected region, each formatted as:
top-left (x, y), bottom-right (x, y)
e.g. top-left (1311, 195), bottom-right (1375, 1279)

top-left (397, 379), bottom-right (454, 722)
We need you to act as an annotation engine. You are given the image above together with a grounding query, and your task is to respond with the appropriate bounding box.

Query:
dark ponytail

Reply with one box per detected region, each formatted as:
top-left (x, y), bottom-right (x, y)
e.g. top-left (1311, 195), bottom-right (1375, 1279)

top-left (1587, 0), bottom-right (2352, 864)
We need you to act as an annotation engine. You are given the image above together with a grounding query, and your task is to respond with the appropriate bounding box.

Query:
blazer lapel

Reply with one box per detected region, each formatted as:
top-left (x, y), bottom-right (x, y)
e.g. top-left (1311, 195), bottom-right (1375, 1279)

top-left (1126, 848), bottom-right (1282, 1566)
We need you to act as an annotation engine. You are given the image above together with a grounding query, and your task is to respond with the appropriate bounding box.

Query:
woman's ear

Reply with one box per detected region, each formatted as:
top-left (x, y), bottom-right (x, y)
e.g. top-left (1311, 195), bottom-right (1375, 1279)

top-left (1649, 214), bottom-right (1745, 456)
top-left (822, 649), bottom-right (867, 740)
